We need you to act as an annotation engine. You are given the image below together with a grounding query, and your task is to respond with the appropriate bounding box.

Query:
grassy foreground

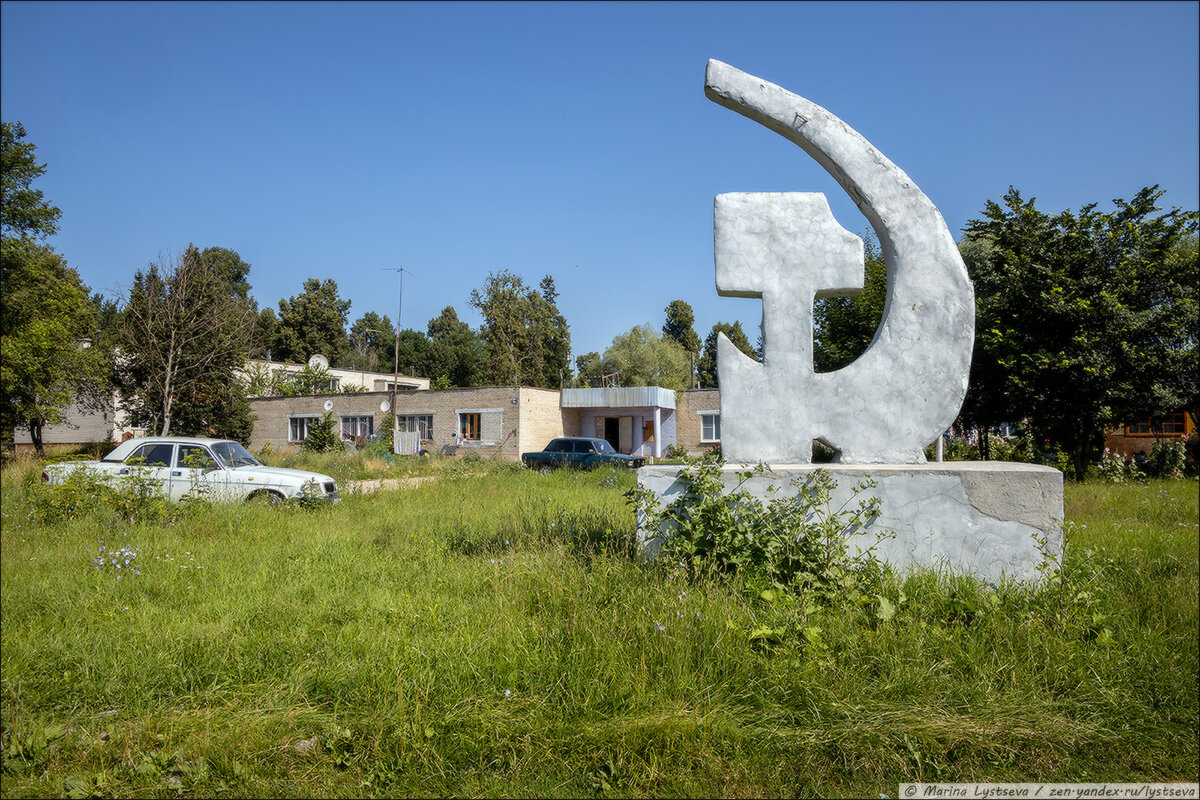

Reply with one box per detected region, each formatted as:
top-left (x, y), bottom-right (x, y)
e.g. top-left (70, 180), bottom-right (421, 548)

top-left (1, 459), bottom-right (1196, 798)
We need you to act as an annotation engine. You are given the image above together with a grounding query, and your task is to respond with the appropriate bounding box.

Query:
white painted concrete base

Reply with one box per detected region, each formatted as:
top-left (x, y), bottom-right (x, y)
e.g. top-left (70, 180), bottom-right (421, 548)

top-left (637, 462), bottom-right (1063, 584)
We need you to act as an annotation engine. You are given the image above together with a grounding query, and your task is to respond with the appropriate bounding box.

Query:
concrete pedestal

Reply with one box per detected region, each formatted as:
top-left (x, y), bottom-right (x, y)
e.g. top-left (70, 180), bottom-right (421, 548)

top-left (637, 462), bottom-right (1063, 584)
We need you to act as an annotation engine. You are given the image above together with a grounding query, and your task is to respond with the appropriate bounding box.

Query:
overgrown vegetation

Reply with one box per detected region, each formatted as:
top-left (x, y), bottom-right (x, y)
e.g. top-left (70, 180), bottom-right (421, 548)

top-left (1, 454), bottom-right (1195, 797)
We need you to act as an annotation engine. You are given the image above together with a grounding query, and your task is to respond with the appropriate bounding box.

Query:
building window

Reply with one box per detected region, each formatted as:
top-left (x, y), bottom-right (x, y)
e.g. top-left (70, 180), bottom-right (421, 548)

top-left (341, 415), bottom-right (373, 439)
top-left (397, 414), bottom-right (433, 440)
top-left (699, 412), bottom-right (720, 443)
top-left (289, 416), bottom-right (320, 442)
top-left (1125, 413), bottom-right (1187, 436)
top-left (459, 413), bottom-right (481, 441)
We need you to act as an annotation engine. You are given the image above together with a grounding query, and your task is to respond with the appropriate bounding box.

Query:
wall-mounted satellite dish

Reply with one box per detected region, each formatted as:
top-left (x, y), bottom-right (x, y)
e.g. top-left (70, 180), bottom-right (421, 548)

top-left (323, 399), bottom-right (334, 412)
top-left (380, 400), bottom-right (390, 412)
top-left (308, 354), bottom-right (329, 370)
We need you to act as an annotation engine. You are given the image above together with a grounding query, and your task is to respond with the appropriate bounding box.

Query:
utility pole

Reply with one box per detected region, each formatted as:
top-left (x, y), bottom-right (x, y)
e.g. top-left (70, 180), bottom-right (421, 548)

top-left (381, 268), bottom-right (409, 445)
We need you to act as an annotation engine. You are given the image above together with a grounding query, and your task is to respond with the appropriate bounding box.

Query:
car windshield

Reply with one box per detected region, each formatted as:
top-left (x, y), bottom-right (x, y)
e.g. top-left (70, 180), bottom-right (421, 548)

top-left (593, 439), bottom-right (616, 454)
top-left (211, 441), bottom-right (261, 468)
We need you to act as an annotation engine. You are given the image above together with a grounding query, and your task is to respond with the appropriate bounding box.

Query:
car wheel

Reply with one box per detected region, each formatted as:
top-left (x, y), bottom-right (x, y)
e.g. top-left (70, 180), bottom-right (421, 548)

top-left (247, 490), bottom-right (283, 506)
top-left (539, 465), bottom-right (553, 475)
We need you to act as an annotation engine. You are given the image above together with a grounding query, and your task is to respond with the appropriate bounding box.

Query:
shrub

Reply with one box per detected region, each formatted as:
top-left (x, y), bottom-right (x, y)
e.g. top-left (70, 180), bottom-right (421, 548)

top-left (1097, 448), bottom-right (1144, 483)
top-left (1145, 438), bottom-right (1187, 479)
top-left (301, 412), bottom-right (344, 454)
top-left (665, 443), bottom-right (689, 460)
top-left (629, 455), bottom-right (886, 605)
top-left (30, 465), bottom-right (171, 525)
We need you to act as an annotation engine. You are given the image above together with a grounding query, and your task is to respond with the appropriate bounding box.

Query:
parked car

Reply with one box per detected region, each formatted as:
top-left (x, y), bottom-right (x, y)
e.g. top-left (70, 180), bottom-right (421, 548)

top-left (521, 437), bottom-right (645, 472)
top-left (41, 436), bottom-right (339, 503)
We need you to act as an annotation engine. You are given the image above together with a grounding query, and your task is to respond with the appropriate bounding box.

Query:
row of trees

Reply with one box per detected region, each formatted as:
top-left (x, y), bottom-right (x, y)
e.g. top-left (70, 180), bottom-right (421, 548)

top-left (249, 269), bottom-right (572, 391)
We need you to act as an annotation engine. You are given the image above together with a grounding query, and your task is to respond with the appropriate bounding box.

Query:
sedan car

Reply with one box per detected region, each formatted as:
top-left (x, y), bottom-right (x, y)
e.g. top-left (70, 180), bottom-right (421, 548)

top-left (521, 437), bottom-right (645, 472)
top-left (42, 436), bottom-right (339, 503)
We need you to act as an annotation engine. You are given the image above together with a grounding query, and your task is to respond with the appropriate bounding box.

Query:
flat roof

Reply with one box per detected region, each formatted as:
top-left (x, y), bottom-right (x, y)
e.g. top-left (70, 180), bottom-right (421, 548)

top-left (560, 387), bottom-right (675, 409)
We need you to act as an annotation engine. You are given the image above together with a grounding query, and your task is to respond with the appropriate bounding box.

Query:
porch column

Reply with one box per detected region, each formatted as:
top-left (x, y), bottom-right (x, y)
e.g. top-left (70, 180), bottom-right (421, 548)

top-left (653, 406), bottom-right (662, 459)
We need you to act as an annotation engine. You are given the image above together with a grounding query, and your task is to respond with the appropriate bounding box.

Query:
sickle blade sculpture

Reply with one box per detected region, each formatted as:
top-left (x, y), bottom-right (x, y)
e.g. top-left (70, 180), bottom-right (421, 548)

top-left (705, 59), bottom-right (974, 464)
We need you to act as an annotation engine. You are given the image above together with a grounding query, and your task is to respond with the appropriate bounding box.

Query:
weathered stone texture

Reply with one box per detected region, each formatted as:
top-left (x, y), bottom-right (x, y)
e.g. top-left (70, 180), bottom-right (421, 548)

top-left (638, 463), bottom-right (1063, 584)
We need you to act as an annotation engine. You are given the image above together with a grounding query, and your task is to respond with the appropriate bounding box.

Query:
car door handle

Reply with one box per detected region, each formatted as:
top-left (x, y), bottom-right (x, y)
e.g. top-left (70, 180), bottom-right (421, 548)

top-left (119, 469), bottom-right (130, 475)
top-left (171, 471), bottom-right (181, 476)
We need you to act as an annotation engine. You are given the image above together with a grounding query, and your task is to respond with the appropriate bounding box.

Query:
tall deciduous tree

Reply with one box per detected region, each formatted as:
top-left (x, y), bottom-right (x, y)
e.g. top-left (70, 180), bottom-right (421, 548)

top-left (348, 311), bottom-right (396, 372)
top-left (602, 324), bottom-right (692, 389)
top-left (1, 121), bottom-right (106, 455)
top-left (1, 121), bottom-right (61, 240)
top-left (962, 186), bottom-right (1198, 479)
top-left (118, 246), bottom-right (256, 439)
top-left (274, 278), bottom-right (352, 365)
top-left (697, 321), bottom-right (756, 388)
top-left (574, 351), bottom-right (607, 387)
top-left (469, 270), bottom-right (571, 388)
top-left (393, 329), bottom-right (431, 379)
top-left (250, 307), bottom-right (278, 359)
top-left (1, 243), bottom-right (107, 454)
top-left (663, 299), bottom-right (702, 387)
top-left (426, 306), bottom-right (483, 387)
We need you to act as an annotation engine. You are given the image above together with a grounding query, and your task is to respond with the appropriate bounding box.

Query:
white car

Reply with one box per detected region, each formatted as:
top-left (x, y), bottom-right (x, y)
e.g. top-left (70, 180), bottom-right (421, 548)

top-left (42, 436), bottom-right (339, 504)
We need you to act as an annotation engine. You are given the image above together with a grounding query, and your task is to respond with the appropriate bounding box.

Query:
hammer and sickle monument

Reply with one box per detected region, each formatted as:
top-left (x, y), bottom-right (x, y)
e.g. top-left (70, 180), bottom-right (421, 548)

top-left (637, 61), bottom-right (1063, 582)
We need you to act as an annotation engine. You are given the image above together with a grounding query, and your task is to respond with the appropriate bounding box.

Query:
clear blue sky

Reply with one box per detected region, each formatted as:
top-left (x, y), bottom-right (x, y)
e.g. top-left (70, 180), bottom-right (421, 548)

top-left (3, 1), bottom-right (1197, 363)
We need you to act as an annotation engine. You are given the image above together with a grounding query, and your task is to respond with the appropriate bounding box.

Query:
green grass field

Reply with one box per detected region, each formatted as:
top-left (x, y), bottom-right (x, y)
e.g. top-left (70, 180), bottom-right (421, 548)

top-left (1, 458), bottom-right (1196, 798)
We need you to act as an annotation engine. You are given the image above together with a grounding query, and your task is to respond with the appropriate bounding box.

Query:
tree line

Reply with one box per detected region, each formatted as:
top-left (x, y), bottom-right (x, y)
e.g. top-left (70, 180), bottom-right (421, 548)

top-left (3, 120), bottom-right (1196, 477)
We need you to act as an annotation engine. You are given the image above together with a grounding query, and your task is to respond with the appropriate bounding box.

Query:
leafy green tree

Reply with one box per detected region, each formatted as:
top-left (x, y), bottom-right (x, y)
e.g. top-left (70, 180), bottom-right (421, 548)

top-left (118, 245), bottom-right (256, 438)
top-left (394, 328), bottom-right (431, 379)
top-left (195, 246), bottom-right (253, 301)
top-left (273, 278), bottom-right (352, 365)
top-left (1, 243), bottom-right (107, 454)
top-left (663, 299), bottom-right (702, 387)
top-left (275, 363), bottom-right (337, 396)
top-left (348, 311), bottom-right (396, 372)
top-left (697, 321), bottom-right (756, 388)
top-left (1, 121), bottom-right (107, 455)
top-left (1, 121), bottom-right (61, 240)
top-left (962, 186), bottom-right (1198, 479)
top-left (574, 351), bottom-right (608, 387)
top-left (812, 233), bottom-right (887, 373)
top-left (469, 270), bottom-right (571, 388)
top-left (425, 306), bottom-right (483, 387)
top-left (537, 276), bottom-right (572, 387)
top-left (250, 307), bottom-right (278, 359)
top-left (600, 324), bottom-right (692, 389)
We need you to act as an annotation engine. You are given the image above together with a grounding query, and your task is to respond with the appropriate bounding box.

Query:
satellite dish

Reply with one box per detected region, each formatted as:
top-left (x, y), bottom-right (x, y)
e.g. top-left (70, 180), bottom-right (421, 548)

top-left (380, 401), bottom-right (390, 412)
top-left (308, 354), bottom-right (329, 370)
top-left (323, 399), bottom-right (334, 412)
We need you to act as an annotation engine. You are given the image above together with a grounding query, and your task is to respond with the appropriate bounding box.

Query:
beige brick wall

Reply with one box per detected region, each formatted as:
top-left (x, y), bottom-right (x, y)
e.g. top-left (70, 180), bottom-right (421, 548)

top-left (12, 399), bottom-right (116, 449)
top-left (249, 386), bottom-right (563, 461)
top-left (675, 389), bottom-right (721, 454)
top-left (517, 387), bottom-right (568, 456)
top-left (248, 393), bottom-right (391, 453)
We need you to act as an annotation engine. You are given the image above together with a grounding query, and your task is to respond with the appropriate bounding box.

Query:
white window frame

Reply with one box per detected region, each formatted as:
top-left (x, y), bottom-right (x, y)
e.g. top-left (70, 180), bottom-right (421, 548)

top-left (698, 410), bottom-right (721, 443)
top-left (340, 415), bottom-right (373, 439)
top-left (396, 414), bottom-right (434, 440)
top-left (288, 415), bottom-right (321, 443)
top-left (455, 408), bottom-right (502, 444)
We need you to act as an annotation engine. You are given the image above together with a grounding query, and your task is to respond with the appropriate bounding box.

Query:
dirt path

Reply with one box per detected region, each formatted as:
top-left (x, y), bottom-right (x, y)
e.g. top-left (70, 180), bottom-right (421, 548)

top-left (344, 476), bottom-right (438, 494)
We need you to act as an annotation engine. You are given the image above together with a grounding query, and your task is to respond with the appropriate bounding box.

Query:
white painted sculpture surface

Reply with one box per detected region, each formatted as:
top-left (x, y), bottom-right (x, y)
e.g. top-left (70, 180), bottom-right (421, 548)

top-left (705, 59), bottom-right (975, 464)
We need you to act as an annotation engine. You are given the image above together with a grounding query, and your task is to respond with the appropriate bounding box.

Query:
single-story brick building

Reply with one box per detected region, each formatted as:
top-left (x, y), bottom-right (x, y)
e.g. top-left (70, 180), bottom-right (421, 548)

top-left (248, 385), bottom-right (726, 461)
top-left (1103, 411), bottom-right (1196, 459)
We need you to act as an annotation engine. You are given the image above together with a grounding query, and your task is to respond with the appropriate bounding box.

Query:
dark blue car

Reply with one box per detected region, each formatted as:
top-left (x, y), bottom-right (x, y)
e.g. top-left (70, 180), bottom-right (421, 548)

top-left (521, 437), bottom-right (645, 472)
